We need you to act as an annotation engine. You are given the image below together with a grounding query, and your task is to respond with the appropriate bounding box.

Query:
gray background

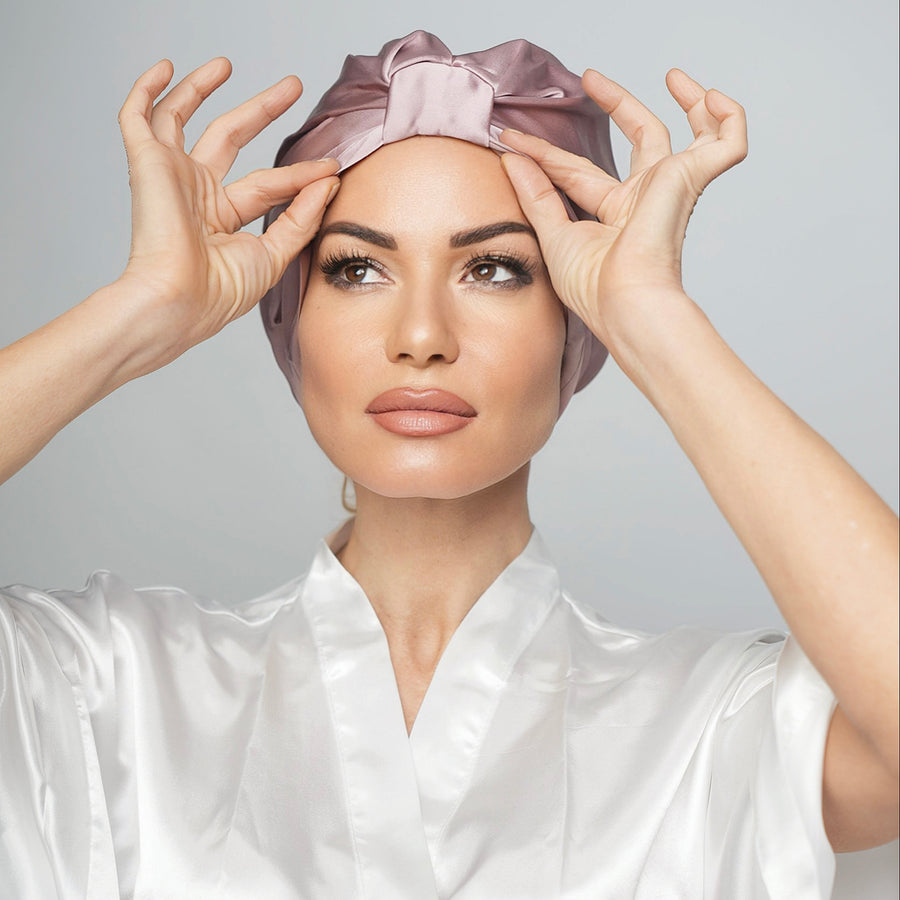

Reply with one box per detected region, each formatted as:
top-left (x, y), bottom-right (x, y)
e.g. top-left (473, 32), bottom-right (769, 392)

top-left (0, 0), bottom-right (897, 893)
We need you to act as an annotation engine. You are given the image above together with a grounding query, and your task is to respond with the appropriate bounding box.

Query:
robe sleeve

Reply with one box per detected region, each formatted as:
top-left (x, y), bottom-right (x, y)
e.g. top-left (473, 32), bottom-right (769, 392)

top-left (705, 632), bottom-right (837, 899)
top-left (0, 574), bottom-right (122, 900)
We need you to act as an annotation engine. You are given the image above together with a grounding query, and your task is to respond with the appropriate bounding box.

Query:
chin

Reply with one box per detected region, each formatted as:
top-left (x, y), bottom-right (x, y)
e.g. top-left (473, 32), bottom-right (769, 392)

top-left (306, 407), bottom-right (557, 503)
top-left (340, 432), bottom-right (547, 503)
top-left (349, 461), bottom-right (516, 502)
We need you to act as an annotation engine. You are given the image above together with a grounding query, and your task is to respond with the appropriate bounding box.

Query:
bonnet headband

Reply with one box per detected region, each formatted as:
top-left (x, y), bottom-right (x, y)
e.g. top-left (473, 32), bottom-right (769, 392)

top-left (260, 30), bottom-right (618, 414)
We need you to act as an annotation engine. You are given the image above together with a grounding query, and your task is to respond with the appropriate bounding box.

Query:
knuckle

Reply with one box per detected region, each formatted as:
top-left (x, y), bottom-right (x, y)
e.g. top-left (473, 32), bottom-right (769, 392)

top-left (253, 183), bottom-right (279, 207)
top-left (532, 183), bottom-right (559, 205)
top-left (207, 117), bottom-right (243, 149)
top-left (280, 205), bottom-right (314, 236)
top-left (256, 96), bottom-right (282, 126)
top-left (186, 75), bottom-right (209, 104)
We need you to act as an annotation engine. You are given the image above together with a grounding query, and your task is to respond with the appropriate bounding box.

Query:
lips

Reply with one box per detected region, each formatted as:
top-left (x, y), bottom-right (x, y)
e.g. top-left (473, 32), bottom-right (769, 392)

top-left (367, 388), bottom-right (476, 417)
top-left (366, 388), bottom-right (477, 436)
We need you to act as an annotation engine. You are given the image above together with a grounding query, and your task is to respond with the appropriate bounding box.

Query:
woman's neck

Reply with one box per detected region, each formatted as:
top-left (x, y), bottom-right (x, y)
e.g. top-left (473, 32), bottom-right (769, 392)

top-left (336, 464), bottom-right (533, 675)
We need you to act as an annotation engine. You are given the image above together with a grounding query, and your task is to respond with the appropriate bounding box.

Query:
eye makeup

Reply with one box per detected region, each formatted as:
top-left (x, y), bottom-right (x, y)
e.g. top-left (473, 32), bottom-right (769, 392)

top-left (460, 250), bottom-right (536, 289)
top-left (318, 248), bottom-right (386, 288)
top-left (317, 247), bottom-right (538, 291)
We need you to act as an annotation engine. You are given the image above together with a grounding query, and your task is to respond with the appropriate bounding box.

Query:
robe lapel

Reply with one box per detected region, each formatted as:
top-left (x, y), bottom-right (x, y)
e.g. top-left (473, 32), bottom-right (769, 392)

top-left (302, 541), bottom-right (439, 899)
top-left (408, 530), bottom-right (562, 857)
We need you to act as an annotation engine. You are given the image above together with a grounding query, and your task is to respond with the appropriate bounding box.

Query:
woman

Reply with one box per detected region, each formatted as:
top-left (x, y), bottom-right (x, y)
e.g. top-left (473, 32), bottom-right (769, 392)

top-left (0, 31), bottom-right (896, 898)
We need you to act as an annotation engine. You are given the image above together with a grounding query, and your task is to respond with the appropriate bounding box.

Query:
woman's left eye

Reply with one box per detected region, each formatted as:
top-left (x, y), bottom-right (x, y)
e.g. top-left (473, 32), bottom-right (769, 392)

top-left (466, 262), bottom-right (513, 283)
top-left (462, 257), bottom-right (532, 287)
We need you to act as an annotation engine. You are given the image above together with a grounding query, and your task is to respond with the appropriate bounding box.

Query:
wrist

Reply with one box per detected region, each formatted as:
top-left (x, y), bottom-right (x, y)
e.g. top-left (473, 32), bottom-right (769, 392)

top-left (600, 288), bottom-right (748, 432)
top-left (588, 286), bottom-right (702, 390)
top-left (82, 275), bottom-right (193, 389)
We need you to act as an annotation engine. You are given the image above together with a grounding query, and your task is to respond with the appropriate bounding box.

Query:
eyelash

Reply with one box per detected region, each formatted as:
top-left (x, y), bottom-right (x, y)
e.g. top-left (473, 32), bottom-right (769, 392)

top-left (462, 251), bottom-right (536, 289)
top-left (318, 249), bottom-right (383, 287)
top-left (317, 249), bottom-right (536, 290)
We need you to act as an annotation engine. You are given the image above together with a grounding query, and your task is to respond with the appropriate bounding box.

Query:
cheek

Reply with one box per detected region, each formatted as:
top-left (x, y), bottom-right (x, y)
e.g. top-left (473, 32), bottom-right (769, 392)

top-left (298, 293), bottom-right (375, 391)
top-left (472, 300), bottom-right (567, 466)
top-left (295, 300), bottom-right (359, 448)
top-left (495, 302), bottom-right (566, 412)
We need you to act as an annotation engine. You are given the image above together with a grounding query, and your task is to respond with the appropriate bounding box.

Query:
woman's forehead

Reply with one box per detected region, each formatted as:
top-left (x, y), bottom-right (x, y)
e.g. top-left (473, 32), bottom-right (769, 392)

top-left (324, 136), bottom-right (526, 239)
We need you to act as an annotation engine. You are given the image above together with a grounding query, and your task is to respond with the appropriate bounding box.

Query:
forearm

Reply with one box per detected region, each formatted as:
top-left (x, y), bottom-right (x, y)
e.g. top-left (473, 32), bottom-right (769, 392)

top-left (0, 279), bottom-right (174, 485)
top-left (0, 60), bottom-right (339, 490)
top-left (609, 288), bottom-right (899, 775)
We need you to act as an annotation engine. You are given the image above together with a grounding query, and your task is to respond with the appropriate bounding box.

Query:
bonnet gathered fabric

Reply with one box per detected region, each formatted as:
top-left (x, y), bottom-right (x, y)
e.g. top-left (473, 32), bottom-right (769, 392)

top-left (259, 30), bottom-right (619, 415)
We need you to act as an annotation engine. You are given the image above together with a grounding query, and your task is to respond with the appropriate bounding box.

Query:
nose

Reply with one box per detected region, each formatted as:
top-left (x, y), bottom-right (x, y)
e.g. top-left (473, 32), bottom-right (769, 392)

top-left (384, 280), bottom-right (460, 367)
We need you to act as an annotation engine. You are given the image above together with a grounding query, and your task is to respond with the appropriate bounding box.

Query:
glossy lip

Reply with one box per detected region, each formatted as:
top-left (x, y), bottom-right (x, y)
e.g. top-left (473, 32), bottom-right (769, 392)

top-left (366, 388), bottom-right (477, 436)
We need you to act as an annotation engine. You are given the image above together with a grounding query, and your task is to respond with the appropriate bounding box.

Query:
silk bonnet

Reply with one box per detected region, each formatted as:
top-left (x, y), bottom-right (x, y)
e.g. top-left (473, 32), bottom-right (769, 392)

top-left (260, 31), bottom-right (618, 414)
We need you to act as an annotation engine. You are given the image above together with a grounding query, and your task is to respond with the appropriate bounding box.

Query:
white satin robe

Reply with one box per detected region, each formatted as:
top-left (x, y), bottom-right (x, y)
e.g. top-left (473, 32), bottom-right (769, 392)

top-left (0, 527), bottom-right (837, 899)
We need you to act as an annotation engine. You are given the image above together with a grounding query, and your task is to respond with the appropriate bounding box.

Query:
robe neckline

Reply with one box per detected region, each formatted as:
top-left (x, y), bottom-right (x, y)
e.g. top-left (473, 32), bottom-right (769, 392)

top-left (299, 520), bottom-right (563, 895)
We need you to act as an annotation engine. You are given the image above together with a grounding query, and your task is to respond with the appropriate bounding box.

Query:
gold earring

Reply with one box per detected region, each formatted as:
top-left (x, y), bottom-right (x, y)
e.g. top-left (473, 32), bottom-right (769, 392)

top-left (341, 475), bottom-right (357, 514)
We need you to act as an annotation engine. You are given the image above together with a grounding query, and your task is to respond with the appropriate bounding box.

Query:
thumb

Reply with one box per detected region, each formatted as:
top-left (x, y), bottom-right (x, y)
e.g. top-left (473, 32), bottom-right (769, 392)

top-left (259, 176), bottom-right (339, 282)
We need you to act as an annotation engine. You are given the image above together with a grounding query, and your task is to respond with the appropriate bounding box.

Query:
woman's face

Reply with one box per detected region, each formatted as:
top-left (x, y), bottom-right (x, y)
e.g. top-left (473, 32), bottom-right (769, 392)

top-left (298, 136), bottom-right (566, 500)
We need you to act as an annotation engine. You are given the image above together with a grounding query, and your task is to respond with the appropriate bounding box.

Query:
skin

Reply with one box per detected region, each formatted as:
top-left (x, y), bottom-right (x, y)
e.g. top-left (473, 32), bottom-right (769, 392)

top-left (297, 136), bottom-right (566, 727)
top-left (298, 136), bottom-right (566, 501)
top-left (0, 57), bottom-right (896, 853)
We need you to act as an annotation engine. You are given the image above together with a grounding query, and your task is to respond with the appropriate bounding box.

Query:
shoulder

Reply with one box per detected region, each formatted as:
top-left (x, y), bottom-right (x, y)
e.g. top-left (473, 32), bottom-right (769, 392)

top-left (552, 589), bottom-right (791, 722)
top-left (0, 568), bottom-right (311, 682)
top-left (558, 587), bottom-right (784, 673)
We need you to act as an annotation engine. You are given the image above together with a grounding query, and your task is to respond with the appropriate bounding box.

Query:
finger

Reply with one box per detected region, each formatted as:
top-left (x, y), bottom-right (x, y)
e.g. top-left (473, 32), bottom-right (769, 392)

top-left (686, 88), bottom-right (748, 180)
top-left (499, 152), bottom-right (571, 246)
top-left (190, 75), bottom-right (304, 180)
top-left (118, 60), bottom-right (175, 153)
top-left (500, 130), bottom-right (619, 215)
top-left (704, 88), bottom-right (748, 152)
top-left (225, 159), bottom-right (340, 227)
top-left (665, 69), bottom-right (720, 141)
top-left (258, 176), bottom-right (340, 279)
top-left (582, 69), bottom-right (672, 174)
top-left (666, 71), bottom-right (748, 181)
top-left (149, 57), bottom-right (232, 148)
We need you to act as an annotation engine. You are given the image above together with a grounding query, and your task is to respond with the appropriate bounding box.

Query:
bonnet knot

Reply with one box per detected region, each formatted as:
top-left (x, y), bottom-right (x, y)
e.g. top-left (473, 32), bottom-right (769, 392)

top-left (383, 61), bottom-right (494, 147)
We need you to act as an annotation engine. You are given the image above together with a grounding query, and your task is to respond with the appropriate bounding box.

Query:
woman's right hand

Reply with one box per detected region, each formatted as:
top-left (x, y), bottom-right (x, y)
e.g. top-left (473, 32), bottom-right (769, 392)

top-left (0, 59), bottom-right (338, 486)
top-left (118, 57), bottom-right (339, 368)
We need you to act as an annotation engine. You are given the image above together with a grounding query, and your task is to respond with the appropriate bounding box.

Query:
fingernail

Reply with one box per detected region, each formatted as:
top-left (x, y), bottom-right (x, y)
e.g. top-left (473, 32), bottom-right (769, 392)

top-left (503, 128), bottom-right (524, 135)
top-left (317, 156), bottom-right (338, 164)
top-left (326, 182), bottom-right (340, 204)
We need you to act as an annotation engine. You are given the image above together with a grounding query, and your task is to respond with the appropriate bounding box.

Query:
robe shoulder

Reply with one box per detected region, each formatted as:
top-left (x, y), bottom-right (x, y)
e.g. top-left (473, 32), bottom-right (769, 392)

top-left (0, 570), bottom-right (305, 732)
top-left (553, 587), bottom-right (792, 713)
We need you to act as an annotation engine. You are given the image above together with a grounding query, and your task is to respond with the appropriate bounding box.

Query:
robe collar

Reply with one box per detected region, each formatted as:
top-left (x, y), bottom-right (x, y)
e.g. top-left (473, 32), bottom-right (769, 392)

top-left (299, 520), bottom-right (563, 892)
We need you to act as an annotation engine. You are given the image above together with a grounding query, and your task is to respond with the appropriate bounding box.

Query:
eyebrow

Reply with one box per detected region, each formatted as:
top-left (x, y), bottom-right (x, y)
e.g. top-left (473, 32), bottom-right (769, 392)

top-left (450, 221), bottom-right (536, 247)
top-left (317, 220), bottom-right (536, 250)
top-left (318, 222), bottom-right (397, 250)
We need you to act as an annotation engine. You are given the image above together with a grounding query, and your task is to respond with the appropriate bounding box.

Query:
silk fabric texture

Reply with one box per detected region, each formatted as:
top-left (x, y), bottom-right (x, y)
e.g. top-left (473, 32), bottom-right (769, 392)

top-left (0, 526), bottom-right (837, 898)
top-left (259, 31), bottom-right (619, 415)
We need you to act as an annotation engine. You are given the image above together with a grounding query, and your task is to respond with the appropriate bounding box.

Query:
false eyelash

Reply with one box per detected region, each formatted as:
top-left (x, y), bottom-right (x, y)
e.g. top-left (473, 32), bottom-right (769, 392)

top-left (462, 250), bottom-right (537, 286)
top-left (317, 247), bottom-right (538, 288)
top-left (318, 248), bottom-right (383, 279)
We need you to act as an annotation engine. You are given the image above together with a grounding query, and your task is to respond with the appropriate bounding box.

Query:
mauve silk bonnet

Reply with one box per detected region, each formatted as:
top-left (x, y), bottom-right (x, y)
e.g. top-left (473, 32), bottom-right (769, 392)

top-left (260, 30), bottom-right (619, 414)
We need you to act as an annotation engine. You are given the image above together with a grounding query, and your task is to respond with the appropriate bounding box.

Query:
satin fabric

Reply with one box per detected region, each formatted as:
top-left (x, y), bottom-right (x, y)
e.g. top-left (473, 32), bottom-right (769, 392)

top-left (259, 31), bottom-right (619, 416)
top-left (1, 526), bottom-right (837, 898)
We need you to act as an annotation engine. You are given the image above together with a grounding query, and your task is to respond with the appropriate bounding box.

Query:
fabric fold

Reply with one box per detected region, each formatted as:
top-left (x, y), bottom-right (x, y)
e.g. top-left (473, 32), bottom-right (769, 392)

top-left (1, 536), bottom-right (845, 898)
top-left (753, 636), bottom-right (837, 898)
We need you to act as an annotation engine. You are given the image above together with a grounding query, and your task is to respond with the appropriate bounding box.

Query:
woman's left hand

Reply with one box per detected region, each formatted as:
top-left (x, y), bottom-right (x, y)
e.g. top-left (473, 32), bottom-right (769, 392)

top-left (500, 69), bottom-right (747, 357)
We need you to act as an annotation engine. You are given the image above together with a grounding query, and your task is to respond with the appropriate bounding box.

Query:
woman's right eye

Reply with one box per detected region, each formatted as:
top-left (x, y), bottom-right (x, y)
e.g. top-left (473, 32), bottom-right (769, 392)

top-left (340, 262), bottom-right (378, 284)
top-left (319, 254), bottom-right (387, 288)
